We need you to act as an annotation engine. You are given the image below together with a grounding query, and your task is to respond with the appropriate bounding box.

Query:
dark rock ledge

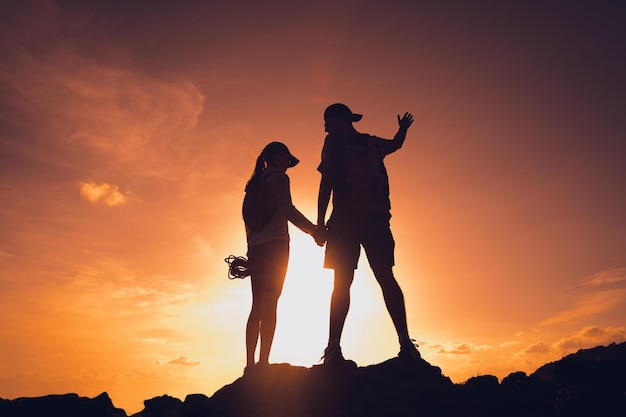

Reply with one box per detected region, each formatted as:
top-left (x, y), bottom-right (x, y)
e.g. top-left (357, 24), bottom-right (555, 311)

top-left (2, 342), bottom-right (625, 417)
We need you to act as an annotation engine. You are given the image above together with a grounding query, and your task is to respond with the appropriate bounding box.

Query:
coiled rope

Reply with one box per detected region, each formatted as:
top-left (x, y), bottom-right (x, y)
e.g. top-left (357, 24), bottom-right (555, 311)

top-left (224, 255), bottom-right (250, 279)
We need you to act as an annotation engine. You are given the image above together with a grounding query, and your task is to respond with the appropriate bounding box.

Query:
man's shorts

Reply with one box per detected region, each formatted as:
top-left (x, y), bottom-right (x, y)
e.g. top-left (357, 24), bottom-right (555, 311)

top-left (247, 239), bottom-right (289, 292)
top-left (324, 211), bottom-right (395, 270)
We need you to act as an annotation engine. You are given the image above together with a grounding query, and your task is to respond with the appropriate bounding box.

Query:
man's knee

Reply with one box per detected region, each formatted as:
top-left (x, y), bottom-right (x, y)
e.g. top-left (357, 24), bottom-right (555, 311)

top-left (332, 268), bottom-right (354, 293)
top-left (371, 262), bottom-right (393, 279)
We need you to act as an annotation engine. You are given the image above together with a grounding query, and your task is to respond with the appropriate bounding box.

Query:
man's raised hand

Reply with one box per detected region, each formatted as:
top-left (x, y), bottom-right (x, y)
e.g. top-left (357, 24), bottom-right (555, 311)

top-left (397, 112), bottom-right (414, 130)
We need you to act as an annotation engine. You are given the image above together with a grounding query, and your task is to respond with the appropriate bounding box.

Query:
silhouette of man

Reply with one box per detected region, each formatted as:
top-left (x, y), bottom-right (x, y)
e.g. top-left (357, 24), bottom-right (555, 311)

top-left (316, 103), bottom-right (420, 365)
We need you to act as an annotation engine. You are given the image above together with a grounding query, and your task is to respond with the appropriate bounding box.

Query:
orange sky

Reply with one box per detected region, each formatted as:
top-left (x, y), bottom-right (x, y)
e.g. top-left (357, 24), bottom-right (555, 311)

top-left (1, 0), bottom-right (625, 414)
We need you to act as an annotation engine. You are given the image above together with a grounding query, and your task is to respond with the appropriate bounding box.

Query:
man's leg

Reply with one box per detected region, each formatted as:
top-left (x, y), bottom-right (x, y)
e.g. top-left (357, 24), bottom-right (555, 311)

top-left (323, 266), bottom-right (354, 364)
top-left (322, 214), bottom-right (359, 363)
top-left (370, 264), bottom-right (409, 338)
top-left (363, 215), bottom-right (420, 360)
top-left (371, 264), bottom-right (420, 359)
top-left (328, 266), bottom-right (355, 343)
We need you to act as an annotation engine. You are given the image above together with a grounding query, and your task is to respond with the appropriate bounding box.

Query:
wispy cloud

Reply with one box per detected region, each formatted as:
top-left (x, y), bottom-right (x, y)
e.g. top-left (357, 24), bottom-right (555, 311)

top-left (438, 342), bottom-right (490, 355)
top-left (500, 340), bottom-right (523, 348)
top-left (167, 356), bottom-right (200, 367)
top-left (0, 3), bottom-right (205, 178)
top-left (0, 250), bottom-right (14, 263)
top-left (126, 369), bottom-right (170, 380)
top-left (136, 328), bottom-right (187, 345)
top-left (106, 276), bottom-right (195, 309)
top-left (538, 269), bottom-right (626, 328)
top-left (141, 338), bottom-right (167, 345)
top-left (582, 268), bottom-right (626, 286)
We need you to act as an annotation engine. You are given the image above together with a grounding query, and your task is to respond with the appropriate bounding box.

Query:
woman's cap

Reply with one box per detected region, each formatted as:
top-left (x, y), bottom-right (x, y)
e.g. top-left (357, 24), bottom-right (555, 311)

top-left (324, 103), bottom-right (363, 122)
top-left (262, 141), bottom-right (300, 167)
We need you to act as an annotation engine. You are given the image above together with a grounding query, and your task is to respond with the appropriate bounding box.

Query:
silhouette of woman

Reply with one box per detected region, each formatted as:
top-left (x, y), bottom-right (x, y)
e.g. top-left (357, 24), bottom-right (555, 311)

top-left (244, 142), bottom-right (319, 373)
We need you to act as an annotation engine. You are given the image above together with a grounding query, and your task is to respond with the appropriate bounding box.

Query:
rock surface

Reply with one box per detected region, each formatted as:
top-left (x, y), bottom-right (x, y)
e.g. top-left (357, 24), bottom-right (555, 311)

top-left (0, 392), bottom-right (126, 417)
top-left (1, 342), bottom-right (625, 417)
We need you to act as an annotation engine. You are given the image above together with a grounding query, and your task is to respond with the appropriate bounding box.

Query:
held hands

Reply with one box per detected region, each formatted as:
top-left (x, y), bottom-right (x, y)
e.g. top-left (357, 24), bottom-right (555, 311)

top-left (397, 112), bottom-right (414, 131)
top-left (313, 226), bottom-right (329, 247)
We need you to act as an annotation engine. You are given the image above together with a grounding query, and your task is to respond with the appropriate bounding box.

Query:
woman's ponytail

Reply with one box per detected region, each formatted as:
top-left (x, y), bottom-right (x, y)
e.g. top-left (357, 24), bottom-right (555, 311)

top-left (244, 153), bottom-right (266, 192)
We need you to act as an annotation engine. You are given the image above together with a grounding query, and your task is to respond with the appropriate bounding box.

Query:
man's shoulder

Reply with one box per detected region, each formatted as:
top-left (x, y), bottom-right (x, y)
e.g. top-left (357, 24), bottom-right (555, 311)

top-left (325, 132), bottom-right (376, 146)
top-left (324, 133), bottom-right (347, 143)
top-left (358, 132), bottom-right (385, 142)
top-left (358, 133), bottom-right (395, 154)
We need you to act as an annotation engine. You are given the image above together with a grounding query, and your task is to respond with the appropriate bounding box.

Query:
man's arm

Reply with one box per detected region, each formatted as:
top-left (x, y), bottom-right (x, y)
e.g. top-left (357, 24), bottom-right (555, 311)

top-left (391, 112), bottom-right (414, 150)
top-left (316, 136), bottom-right (336, 228)
top-left (313, 173), bottom-right (332, 246)
top-left (317, 174), bottom-right (332, 228)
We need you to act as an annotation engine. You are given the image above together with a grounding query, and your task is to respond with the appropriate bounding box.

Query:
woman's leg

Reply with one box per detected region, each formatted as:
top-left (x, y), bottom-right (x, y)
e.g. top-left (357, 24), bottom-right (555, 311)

top-left (256, 241), bottom-right (289, 365)
top-left (258, 288), bottom-right (281, 364)
top-left (245, 276), bottom-right (264, 368)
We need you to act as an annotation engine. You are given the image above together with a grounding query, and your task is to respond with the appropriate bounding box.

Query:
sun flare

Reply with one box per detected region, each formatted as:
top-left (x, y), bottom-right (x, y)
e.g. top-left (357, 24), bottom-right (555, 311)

top-left (270, 230), bottom-right (332, 365)
top-left (269, 230), bottom-right (394, 366)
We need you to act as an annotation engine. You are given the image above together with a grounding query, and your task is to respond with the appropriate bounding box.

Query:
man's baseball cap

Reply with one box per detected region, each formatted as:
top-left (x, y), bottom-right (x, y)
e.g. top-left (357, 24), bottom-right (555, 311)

top-left (324, 103), bottom-right (363, 122)
top-left (262, 141), bottom-right (300, 167)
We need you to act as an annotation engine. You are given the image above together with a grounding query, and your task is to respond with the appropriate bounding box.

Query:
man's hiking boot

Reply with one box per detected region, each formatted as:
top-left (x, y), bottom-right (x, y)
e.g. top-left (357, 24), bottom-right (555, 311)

top-left (322, 343), bottom-right (345, 365)
top-left (398, 339), bottom-right (421, 361)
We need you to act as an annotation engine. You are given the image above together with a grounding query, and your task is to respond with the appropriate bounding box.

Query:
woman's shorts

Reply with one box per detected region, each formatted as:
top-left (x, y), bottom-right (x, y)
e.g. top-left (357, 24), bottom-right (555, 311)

top-left (247, 239), bottom-right (290, 292)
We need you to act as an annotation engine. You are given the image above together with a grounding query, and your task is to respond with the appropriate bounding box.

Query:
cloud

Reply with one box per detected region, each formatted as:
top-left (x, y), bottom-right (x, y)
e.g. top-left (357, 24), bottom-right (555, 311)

top-left (51, 259), bottom-right (199, 328)
top-left (582, 268), bottom-right (626, 286)
top-left (519, 326), bottom-right (626, 358)
top-left (438, 343), bottom-right (489, 355)
top-left (553, 326), bottom-right (626, 352)
top-left (107, 276), bottom-right (194, 309)
top-left (0, 249), bottom-right (14, 263)
top-left (79, 181), bottom-right (140, 206)
top-left (500, 340), bottom-right (523, 348)
top-left (167, 356), bottom-right (200, 367)
top-left (539, 288), bottom-right (626, 327)
top-left (521, 342), bottom-right (552, 355)
top-left (0, 2), bottom-right (205, 178)
top-left (141, 338), bottom-right (167, 345)
top-left (126, 369), bottom-right (169, 380)
top-left (136, 328), bottom-right (187, 344)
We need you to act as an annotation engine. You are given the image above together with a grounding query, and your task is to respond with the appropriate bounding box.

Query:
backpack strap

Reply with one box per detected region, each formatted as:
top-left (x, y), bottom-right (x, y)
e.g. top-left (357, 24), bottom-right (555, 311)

top-left (261, 170), bottom-right (280, 224)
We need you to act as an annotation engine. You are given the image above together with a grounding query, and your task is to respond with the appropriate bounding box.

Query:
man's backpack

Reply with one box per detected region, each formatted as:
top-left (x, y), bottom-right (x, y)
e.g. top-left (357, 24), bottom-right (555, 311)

top-left (242, 172), bottom-right (278, 232)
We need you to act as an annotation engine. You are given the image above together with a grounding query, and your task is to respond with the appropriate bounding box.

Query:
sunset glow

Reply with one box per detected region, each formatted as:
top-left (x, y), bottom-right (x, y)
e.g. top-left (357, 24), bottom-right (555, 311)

top-left (1, 0), bottom-right (625, 414)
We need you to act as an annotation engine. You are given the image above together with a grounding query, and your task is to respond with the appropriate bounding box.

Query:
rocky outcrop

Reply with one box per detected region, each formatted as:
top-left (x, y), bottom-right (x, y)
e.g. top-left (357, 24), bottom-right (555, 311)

top-left (0, 392), bottom-right (126, 417)
top-left (1, 342), bottom-right (625, 417)
top-left (196, 357), bottom-right (452, 417)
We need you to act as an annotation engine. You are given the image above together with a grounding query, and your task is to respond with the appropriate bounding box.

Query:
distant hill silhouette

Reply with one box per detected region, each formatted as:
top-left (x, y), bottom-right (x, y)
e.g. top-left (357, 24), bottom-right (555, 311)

top-left (2, 342), bottom-right (625, 416)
